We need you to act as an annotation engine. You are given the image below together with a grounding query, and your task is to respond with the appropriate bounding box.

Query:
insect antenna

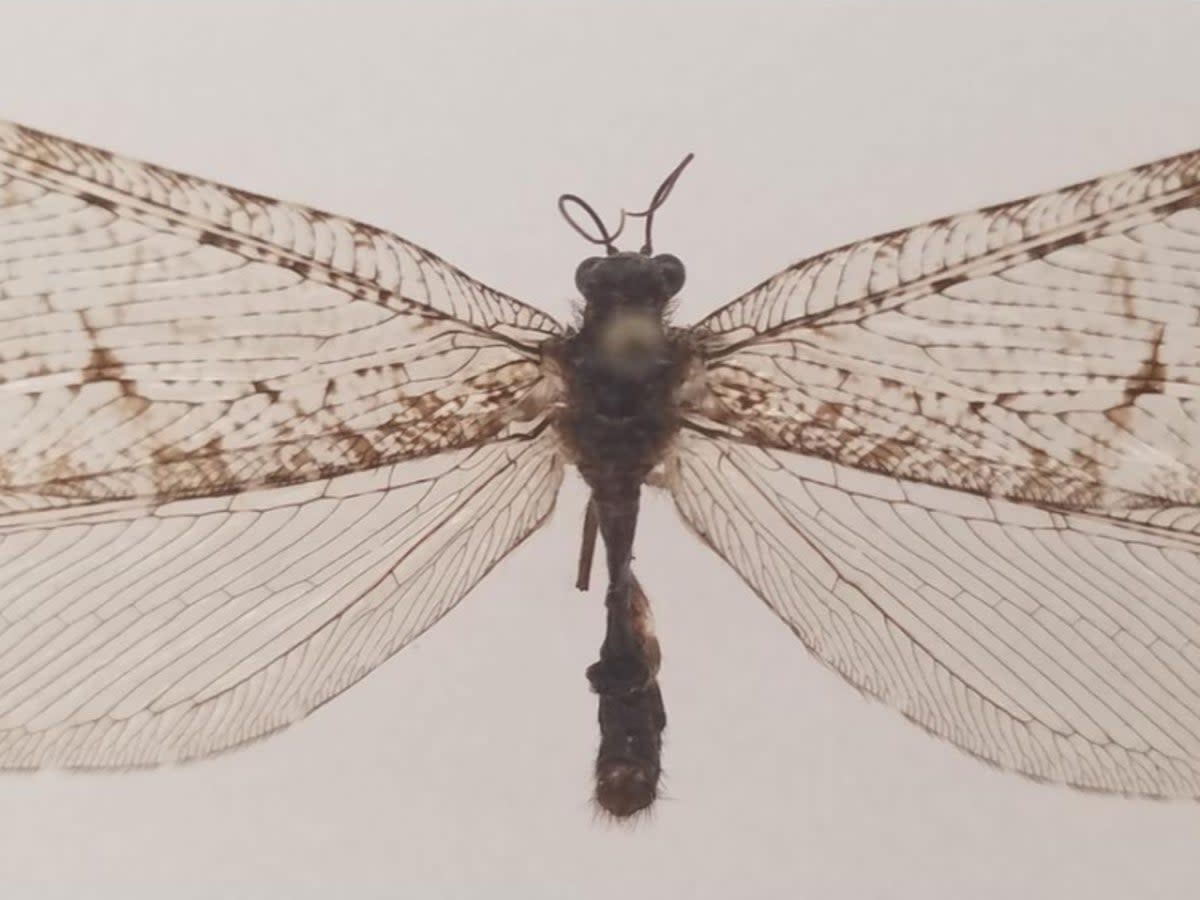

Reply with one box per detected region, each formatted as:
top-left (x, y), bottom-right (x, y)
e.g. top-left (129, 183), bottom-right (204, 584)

top-left (558, 193), bottom-right (626, 255)
top-left (623, 152), bottom-right (695, 254)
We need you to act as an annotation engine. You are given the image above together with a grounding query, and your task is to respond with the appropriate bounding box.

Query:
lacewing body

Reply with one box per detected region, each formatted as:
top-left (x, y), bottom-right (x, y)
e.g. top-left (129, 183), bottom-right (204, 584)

top-left (1, 123), bottom-right (1198, 818)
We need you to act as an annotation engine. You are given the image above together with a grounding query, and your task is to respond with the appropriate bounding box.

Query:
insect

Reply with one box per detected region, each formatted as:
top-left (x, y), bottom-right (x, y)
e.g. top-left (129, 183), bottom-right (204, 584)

top-left (1, 122), bottom-right (1198, 819)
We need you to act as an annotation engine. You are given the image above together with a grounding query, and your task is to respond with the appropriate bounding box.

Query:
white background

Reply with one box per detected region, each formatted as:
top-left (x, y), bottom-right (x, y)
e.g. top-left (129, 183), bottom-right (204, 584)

top-left (2, 2), bottom-right (1199, 898)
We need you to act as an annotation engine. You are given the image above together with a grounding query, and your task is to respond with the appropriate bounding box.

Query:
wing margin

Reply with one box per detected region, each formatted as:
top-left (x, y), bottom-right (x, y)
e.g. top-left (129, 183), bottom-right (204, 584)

top-left (667, 431), bottom-right (1200, 799)
top-left (0, 430), bottom-right (563, 769)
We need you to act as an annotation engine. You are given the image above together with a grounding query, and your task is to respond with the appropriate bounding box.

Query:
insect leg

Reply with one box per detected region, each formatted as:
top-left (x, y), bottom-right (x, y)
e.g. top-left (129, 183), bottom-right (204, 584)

top-left (575, 499), bottom-right (598, 591)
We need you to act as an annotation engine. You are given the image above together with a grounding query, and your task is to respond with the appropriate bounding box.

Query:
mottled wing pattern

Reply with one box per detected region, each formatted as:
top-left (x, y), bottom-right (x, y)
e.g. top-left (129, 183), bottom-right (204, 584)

top-left (0, 122), bottom-right (567, 768)
top-left (674, 149), bottom-right (1200, 798)
top-left (0, 122), bottom-right (562, 512)
top-left (0, 433), bottom-right (562, 767)
top-left (693, 149), bottom-right (1200, 523)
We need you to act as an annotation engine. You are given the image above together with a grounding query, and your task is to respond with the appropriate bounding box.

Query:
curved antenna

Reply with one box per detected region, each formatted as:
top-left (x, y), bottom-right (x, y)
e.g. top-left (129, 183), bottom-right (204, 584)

top-left (623, 152), bottom-right (695, 255)
top-left (558, 193), bottom-right (626, 256)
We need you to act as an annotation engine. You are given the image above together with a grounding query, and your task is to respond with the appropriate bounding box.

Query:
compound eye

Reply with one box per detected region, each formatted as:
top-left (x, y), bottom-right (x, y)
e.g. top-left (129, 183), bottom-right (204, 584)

top-left (574, 257), bottom-right (606, 296)
top-left (653, 253), bottom-right (685, 297)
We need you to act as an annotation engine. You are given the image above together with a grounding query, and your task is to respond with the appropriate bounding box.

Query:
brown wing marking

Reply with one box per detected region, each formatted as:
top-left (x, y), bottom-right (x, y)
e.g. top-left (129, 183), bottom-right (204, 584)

top-left (0, 430), bottom-right (562, 768)
top-left (0, 122), bottom-right (564, 511)
top-left (697, 146), bottom-right (1200, 342)
top-left (688, 150), bottom-right (1200, 525)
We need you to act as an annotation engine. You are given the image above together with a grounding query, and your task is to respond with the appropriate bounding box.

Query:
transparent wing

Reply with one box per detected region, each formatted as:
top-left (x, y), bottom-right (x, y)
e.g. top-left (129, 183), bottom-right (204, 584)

top-left (668, 432), bottom-right (1200, 798)
top-left (0, 429), bottom-right (562, 768)
top-left (690, 148), bottom-right (1200, 524)
top-left (677, 149), bottom-right (1200, 797)
top-left (0, 122), bottom-right (567, 768)
top-left (0, 121), bottom-right (563, 512)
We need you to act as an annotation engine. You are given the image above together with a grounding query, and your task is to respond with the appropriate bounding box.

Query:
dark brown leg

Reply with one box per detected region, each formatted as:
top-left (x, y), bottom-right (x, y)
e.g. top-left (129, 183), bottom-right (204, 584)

top-left (575, 499), bottom-right (598, 591)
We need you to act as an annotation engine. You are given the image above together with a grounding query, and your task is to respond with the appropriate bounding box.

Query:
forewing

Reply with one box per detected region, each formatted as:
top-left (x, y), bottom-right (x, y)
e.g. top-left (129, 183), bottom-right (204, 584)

top-left (691, 149), bottom-right (1200, 523)
top-left (669, 432), bottom-right (1200, 798)
top-left (0, 121), bottom-right (563, 512)
top-left (0, 429), bottom-right (562, 768)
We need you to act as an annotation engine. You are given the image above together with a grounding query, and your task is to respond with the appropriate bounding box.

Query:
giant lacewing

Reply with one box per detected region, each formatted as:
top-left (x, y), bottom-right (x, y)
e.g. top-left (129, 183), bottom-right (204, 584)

top-left (0, 122), bottom-right (1198, 819)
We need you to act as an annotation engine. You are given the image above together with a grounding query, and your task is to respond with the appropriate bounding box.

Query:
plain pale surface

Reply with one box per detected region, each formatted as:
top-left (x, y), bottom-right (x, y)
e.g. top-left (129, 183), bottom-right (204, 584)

top-left (2, 2), bottom-right (1199, 897)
